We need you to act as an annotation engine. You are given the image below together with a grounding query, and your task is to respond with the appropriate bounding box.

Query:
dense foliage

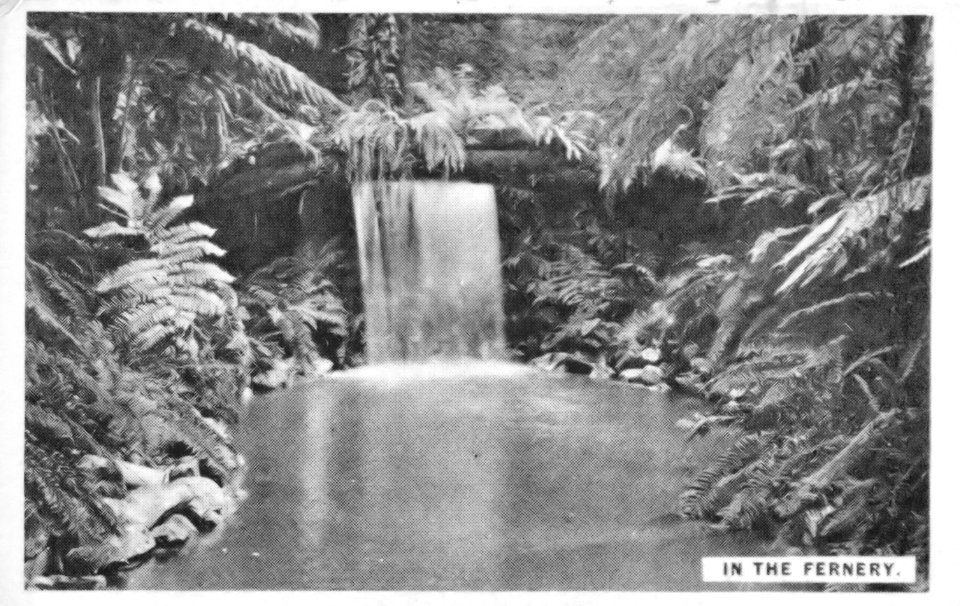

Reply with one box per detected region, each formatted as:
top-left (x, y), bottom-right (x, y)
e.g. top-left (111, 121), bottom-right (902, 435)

top-left (26, 13), bottom-right (351, 580)
top-left (26, 12), bottom-right (930, 590)
top-left (502, 15), bottom-right (931, 589)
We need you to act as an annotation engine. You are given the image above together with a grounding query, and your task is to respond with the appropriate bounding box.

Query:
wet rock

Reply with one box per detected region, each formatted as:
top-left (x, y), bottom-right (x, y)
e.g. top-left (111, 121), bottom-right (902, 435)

top-left (29, 574), bottom-right (107, 590)
top-left (150, 514), bottom-right (198, 548)
top-left (689, 357), bottom-right (712, 375)
top-left (672, 372), bottom-right (706, 396)
top-left (309, 357), bottom-right (335, 376)
top-left (589, 362), bottom-right (615, 380)
top-left (640, 347), bottom-right (662, 364)
top-left (621, 365), bottom-right (665, 385)
top-left (104, 476), bottom-right (226, 530)
top-left (185, 498), bottom-right (225, 531)
top-left (168, 456), bottom-right (201, 482)
top-left (530, 352), bottom-right (595, 375)
top-left (681, 343), bottom-right (700, 360)
top-left (81, 454), bottom-right (201, 487)
top-left (636, 365), bottom-right (665, 385)
top-left (252, 358), bottom-right (293, 390)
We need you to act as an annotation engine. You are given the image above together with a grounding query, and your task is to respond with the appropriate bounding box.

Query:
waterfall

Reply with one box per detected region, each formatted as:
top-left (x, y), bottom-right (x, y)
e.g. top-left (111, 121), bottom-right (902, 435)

top-left (352, 181), bottom-right (506, 363)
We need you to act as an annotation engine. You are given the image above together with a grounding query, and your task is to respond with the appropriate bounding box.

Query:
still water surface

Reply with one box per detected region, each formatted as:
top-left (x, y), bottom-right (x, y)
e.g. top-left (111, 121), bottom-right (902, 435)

top-left (128, 363), bottom-right (770, 590)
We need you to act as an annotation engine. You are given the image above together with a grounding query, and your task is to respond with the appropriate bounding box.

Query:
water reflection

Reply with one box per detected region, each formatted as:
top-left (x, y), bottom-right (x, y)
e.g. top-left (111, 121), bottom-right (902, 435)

top-left (128, 366), bottom-right (769, 590)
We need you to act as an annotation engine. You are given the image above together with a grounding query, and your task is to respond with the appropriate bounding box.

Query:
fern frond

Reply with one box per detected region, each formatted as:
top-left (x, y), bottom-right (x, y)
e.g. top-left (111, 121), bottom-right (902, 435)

top-left (682, 432), bottom-right (775, 519)
top-left (776, 292), bottom-right (882, 331)
top-left (229, 14), bottom-right (323, 51)
top-left (180, 18), bottom-right (348, 113)
top-left (775, 176), bottom-right (930, 293)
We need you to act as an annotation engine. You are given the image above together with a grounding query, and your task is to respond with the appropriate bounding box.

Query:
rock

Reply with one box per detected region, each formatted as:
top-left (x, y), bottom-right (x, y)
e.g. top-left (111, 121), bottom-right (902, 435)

top-left (309, 357), bottom-right (334, 376)
top-left (168, 456), bottom-right (201, 482)
top-left (621, 365), bottom-right (665, 385)
top-left (252, 358), bottom-right (294, 390)
top-left (635, 365), bottom-right (665, 385)
top-left (29, 574), bottom-right (107, 590)
top-left (681, 343), bottom-right (700, 360)
top-left (104, 475), bottom-right (226, 530)
top-left (589, 362), bottom-right (614, 380)
top-left (185, 498), bottom-right (225, 530)
top-left (150, 514), bottom-right (198, 548)
top-left (672, 372), bottom-right (706, 396)
top-left (530, 352), bottom-right (594, 375)
top-left (79, 454), bottom-right (169, 487)
top-left (65, 526), bottom-right (156, 575)
top-left (689, 357), bottom-right (712, 375)
top-left (640, 347), bottom-right (662, 364)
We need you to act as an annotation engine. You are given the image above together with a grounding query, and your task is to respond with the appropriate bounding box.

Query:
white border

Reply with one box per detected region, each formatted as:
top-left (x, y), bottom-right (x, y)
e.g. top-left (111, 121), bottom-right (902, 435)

top-left (2, 1), bottom-right (958, 605)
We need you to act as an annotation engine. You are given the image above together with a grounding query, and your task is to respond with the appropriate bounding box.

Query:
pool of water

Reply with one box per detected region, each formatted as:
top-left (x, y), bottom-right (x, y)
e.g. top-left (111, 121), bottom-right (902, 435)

top-left (126, 363), bottom-right (773, 590)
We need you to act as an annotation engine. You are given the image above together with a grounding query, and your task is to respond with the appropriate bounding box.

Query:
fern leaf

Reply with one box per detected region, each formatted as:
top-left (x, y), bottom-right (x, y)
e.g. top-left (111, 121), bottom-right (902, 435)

top-left (145, 195), bottom-right (194, 231)
top-left (180, 18), bottom-right (348, 113)
top-left (83, 222), bottom-right (142, 239)
top-left (157, 222), bottom-right (218, 245)
top-left (775, 176), bottom-right (931, 293)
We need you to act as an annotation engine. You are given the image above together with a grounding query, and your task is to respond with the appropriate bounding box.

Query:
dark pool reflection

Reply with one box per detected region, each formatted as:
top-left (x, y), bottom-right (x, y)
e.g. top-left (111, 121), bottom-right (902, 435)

top-left (128, 362), bottom-right (769, 590)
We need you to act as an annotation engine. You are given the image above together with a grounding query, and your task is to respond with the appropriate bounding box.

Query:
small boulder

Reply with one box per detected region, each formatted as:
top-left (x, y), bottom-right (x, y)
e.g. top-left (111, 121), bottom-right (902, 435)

top-left (673, 372), bottom-right (706, 396)
top-left (622, 365), bottom-right (665, 386)
top-left (689, 357), bottom-right (713, 376)
top-left (252, 358), bottom-right (293, 390)
top-left (681, 343), bottom-right (700, 360)
top-left (150, 514), bottom-right (198, 548)
top-left (531, 352), bottom-right (595, 375)
top-left (185, 498), bottom-right (225, 530)
top-left (589, 362), bottom-right (614, 380)
top-left (309, 357), bottom-right (335, 376)
top-left (640, 347), bottom-right (662, 364)
top-left (168, 456), bottom-right (201, 482)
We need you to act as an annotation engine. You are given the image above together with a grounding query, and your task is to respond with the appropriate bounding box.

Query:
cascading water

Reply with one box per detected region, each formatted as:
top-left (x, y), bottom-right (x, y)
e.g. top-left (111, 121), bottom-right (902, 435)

top-left (352, 180), bottom-right (507, 363)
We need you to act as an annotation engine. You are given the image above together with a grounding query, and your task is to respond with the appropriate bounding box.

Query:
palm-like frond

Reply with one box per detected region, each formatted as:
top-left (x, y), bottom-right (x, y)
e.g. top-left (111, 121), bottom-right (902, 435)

top-left (775, 176), bottom-right (930, 293)
top-left (179, 18), bottom-right (348, 114)
top-left (86, 174), bottom-right (236, 357)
